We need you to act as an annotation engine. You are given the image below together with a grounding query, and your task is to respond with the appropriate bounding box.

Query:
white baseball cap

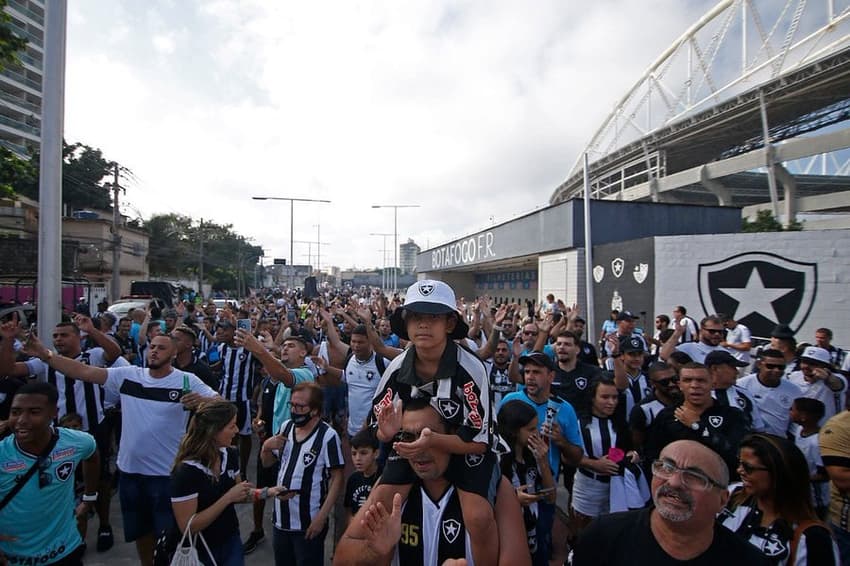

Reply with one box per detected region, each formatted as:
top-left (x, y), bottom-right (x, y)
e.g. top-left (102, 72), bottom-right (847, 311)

top-left (800, 346), bottom-right (832, 367)
top-left (390, 280), bottom-right (468, 340)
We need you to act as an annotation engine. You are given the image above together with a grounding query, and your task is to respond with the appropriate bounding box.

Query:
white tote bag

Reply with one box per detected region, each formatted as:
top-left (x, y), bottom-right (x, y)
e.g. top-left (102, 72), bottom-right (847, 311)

top-left (170, 514), bottom-right (217, 566)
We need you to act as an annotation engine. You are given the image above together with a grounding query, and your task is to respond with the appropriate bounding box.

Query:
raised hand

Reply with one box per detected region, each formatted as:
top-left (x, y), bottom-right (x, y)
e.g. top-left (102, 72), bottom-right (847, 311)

top-left (362, 492), bottom-right (403, 557)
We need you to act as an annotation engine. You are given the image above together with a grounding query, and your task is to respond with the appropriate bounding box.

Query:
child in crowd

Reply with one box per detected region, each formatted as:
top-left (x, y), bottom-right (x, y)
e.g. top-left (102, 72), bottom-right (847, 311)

top-left (497, 400), bottom-right (555, 566)
top-left (343, 428), bottom-right (382, 524)
top-left (341, 280), bottom-right (498, 564)
top-left (790, 397), bottom-right (830, 518)
top-left (58, 413), bottom-right (88, 538)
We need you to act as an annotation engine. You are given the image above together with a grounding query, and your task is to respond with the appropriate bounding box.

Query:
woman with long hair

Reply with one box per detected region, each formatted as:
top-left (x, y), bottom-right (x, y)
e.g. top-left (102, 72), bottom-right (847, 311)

top-left (718, 433), bottom-right (839, 565)
top-left (497, 400), bottom-right (555, 566)
top-left (570, 378), bottom-right (638, 534)
top-left (171, 400), bottom-right (269, 565)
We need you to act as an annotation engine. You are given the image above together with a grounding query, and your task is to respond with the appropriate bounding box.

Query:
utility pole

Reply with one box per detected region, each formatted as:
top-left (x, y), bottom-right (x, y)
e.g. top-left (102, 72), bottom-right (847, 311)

top-left (37, 0), bottom-right (67, 338)
top-left (198, 218), bottom-right (204, 298)
top-left (110, 162), bottom-right (122, 302)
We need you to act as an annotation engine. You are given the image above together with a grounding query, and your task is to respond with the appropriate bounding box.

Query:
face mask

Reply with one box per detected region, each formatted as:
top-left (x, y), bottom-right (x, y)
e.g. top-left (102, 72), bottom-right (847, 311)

top-left (291, 411), bottom-right (311, 427)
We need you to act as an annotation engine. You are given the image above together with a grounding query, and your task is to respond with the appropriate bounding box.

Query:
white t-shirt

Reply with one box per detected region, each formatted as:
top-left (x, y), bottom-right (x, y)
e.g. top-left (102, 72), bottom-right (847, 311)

top-left (103, 366), bottom-right (217, 476)
top-left (674, 342), bottom-right (731, 364)
top-left (737, 373), bottom-right (803, 436)
top-left (790, 425), bottom-right (830, 510)
top-left (344, 352), bottom-right (389, 438)
top-left (724, 324), bottom-right (752, 364)
top-left (788, 370), bottom-right (848, 426)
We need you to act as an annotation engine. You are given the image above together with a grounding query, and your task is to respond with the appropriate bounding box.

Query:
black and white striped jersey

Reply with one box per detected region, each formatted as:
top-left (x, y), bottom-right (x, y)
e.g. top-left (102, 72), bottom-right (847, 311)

top-left (273, 419), bottom-right (344, 532)
top-left (393, 484), bottom-right (472, 566)
top-left (217, 343), bottom-right (259, 403)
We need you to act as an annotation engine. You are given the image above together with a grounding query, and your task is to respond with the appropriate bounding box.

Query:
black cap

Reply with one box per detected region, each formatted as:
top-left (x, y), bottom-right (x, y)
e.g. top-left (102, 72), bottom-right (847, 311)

top-left (616, 310), bottom-right (640, 322)
top-left (704, 350), bottom-right (747, 368)
top-left (770, 324), bottom-right (795, 339)
top-left (619, 336), bottom-right (645, 353)
top-left (518, 352), bottom-right (555, 371)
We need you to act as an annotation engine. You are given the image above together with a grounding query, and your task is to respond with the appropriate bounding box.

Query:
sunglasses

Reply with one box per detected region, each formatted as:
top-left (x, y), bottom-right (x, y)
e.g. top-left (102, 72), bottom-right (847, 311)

top-left (763, 363), bottom-right (786, 370)
top-left (702, 328), bottom-right (724, 335)
top-left (737, 460), bottom-right (769, 475)
top-left (394, 430), bottom-right (423, 443)
top-left (652, 377), bottom-right (678, 387)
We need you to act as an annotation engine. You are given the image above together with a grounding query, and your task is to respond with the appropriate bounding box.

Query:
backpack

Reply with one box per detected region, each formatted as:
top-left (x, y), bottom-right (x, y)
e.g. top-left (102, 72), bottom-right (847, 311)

top-left (344, 349), bottom-right (387, 376)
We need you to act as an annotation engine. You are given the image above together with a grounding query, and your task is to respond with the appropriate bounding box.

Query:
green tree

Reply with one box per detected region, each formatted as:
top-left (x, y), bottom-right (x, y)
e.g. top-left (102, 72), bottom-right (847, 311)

top-left (742, 209), bottom-right (802, 232)
top-left (145, 214), bottom-right (262, 294)
top-left (0, 0), bottom-right (28, 70)
top-left (17, 142), bottom-right (114, 209)
top-left (0, 145), bottom-right (34, 198)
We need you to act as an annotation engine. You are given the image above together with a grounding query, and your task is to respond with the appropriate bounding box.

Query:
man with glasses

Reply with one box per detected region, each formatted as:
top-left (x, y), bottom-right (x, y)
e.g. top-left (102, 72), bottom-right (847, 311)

top-left (572, 440), bottom-right (767, 564)
top-left (643, 363), bottom-right (748, 478)
top-left (738, 349), bottom-right (803, 436)
top-left (0, 382), bottom-right (100, 566)
top-left (660, 315), bottom-right (731, 364)
top-left (260, 381), bottom-right (344, 565)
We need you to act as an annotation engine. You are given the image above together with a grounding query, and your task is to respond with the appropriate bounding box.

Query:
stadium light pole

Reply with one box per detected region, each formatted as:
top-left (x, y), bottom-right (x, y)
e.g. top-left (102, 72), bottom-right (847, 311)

top-left (370, 232), bottom-right (393, 290)
top-left (252, 197), bottom-right (330, 288)
top-left (372, 205), bottom-right (420, 291)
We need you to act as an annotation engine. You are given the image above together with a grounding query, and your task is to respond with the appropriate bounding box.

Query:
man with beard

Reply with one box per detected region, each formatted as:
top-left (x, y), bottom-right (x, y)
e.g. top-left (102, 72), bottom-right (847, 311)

top-left (486, 339), bottom-right (516, 410)
top-left (113, 316), bottom-right (138, 365)
top-left (571, 440), bottom-right (769, 565)
top-left (377, 317), bottom-right (401, 348)
top-left (552, 331), bottom-right (603, 411)
top-left (660, 315), bottom-right (731, 364)
top-left (11, 331), bottom-right (217, 566)
top-left (570, 317), bottom-right (599, 367)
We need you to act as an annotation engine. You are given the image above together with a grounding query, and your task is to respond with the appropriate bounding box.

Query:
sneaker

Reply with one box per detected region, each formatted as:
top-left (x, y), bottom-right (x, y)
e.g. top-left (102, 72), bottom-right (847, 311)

top-left (243, 529), bottom-right (265, 555)
top-left (96, 525), bottom-right (114, 552)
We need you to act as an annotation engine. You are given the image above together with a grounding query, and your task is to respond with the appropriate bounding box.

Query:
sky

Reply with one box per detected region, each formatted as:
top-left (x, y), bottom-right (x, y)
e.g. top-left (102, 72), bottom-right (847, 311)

top-left (64, 0), bottom-right (713, 271)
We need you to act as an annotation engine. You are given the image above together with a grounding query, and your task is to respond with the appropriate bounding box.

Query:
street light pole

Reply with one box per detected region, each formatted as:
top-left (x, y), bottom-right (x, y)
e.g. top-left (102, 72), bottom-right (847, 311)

top-left (252, 196), bottom-right (331, 289)
top-left (370, 232), bottom-right (393, 291)
top-left (372, 205), bottom-right (420, 292)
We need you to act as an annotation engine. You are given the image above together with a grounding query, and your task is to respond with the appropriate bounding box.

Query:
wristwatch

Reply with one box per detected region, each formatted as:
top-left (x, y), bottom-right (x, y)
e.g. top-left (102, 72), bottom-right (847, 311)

top-left (690, 421), bottom-right (700, 431)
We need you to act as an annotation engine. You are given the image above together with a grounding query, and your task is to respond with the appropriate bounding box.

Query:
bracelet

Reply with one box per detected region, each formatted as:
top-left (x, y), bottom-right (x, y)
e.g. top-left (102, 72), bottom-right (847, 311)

top-left (42, 350), bottom-right (54, 363)
top-left (261, 487), bottom-right (269, 499)
top-left (81, 492), bottom-right (98, 502)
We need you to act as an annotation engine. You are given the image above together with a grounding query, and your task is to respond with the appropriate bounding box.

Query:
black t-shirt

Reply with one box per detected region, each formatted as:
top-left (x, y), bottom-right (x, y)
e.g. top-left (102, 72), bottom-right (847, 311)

top-left (552, 362), bottom-right (604, 413)
top-left (344, 468), bottom-right (381, 514)
top-left (644, 403), bottom-right (749, 478)
top-left (572, 507), bottom-right (771, 566)
top-left (175, 359), bottom-right (218, 391)
top-left (0, 376), bottom-right (25, 423)
top-left (578, 341), bottom-right (599, 366)
top-left (171, 446), bottom-right (240, 543)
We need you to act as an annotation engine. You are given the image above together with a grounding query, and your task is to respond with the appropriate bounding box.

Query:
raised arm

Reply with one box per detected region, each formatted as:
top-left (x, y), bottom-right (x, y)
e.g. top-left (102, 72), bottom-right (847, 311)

top-left (235, 329), bottom-right (297, 387)
top-left (354, 306), bottom-right (402, 361)
top-left (477, 303), bottom-right (507, 362)
top-left (23, 335), bottom-right (108, 385)
top-left (74, 314), bottom-right (121, 363)
top-left (659, 324), bottom-right (685, 361)
top-left (319, 309), bottom-right (350, 368)
top-left (0, 319), bottom-right (33, 378)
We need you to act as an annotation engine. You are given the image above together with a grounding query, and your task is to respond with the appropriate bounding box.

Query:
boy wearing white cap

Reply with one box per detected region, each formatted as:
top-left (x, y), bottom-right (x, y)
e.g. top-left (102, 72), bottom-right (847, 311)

top-left (337, 280), bottom-right (499, 565)
top-left (789, 346), bottom-right (848, 425)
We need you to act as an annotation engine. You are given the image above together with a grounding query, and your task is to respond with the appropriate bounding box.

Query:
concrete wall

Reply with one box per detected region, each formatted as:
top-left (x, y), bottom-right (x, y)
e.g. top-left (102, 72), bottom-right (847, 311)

top-left (653, 229), bottom-right (850, 343)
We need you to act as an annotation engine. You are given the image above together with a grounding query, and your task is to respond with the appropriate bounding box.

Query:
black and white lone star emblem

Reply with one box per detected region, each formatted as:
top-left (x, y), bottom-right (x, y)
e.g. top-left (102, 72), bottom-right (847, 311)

top-left (303, 451), bottom-right (316, 467)
top-left (612, 258), bottom-right (625, 278)
top-left (708, 416), bottom-right (724, 428)
top-left (575, 377), bottom-right (588, 390)
top-left (438, 399), bottom-right (460, 420)
top-left (442, 519), bottom-right (461, 543)
top-left (55, 461), bottom-right (74, 482)
top-left (418, 283), bottom-right (435, 296)
top-left (465, 453), bottom-right (484, 467)
top-left (169, 390), bottom-right (179, 401)
top-left (698, 252), bottom-right (816, 338)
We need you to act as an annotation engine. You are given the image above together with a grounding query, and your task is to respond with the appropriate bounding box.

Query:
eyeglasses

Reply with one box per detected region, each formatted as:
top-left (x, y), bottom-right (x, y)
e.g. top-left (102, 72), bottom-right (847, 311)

top-left (702, 328), bottom-right (724, 335)
top-left (737, 460), bottom-right (769, 475)
top-left (288, 402), bottom-right (310, 411)
top-left (763, 363), bottom-right (786, 370)
top-left (522, 331), bottom-right (538, 336)
top-left (652, 377), bottom-right (678, 388)
top-left (37, 455), bottom-right (52, 488)
top-left (651, 458), bottom-right (725, 491)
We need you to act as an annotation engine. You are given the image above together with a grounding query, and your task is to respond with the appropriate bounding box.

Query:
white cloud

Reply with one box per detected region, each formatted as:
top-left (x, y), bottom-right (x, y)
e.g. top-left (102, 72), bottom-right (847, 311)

top-left (64, 0), bottom-right (704, 272)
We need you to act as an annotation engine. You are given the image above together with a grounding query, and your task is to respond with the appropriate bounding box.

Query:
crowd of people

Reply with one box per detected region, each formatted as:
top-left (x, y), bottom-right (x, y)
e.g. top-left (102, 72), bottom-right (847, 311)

top-left (0, 281), bottom-right (849, 565)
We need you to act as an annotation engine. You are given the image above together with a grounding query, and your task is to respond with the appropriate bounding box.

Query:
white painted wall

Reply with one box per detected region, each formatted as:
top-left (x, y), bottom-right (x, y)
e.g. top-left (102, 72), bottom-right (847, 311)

top-left (538, 249), bottom-right (584, 310)
top-left (654, 230), bottom-right (850, 344)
